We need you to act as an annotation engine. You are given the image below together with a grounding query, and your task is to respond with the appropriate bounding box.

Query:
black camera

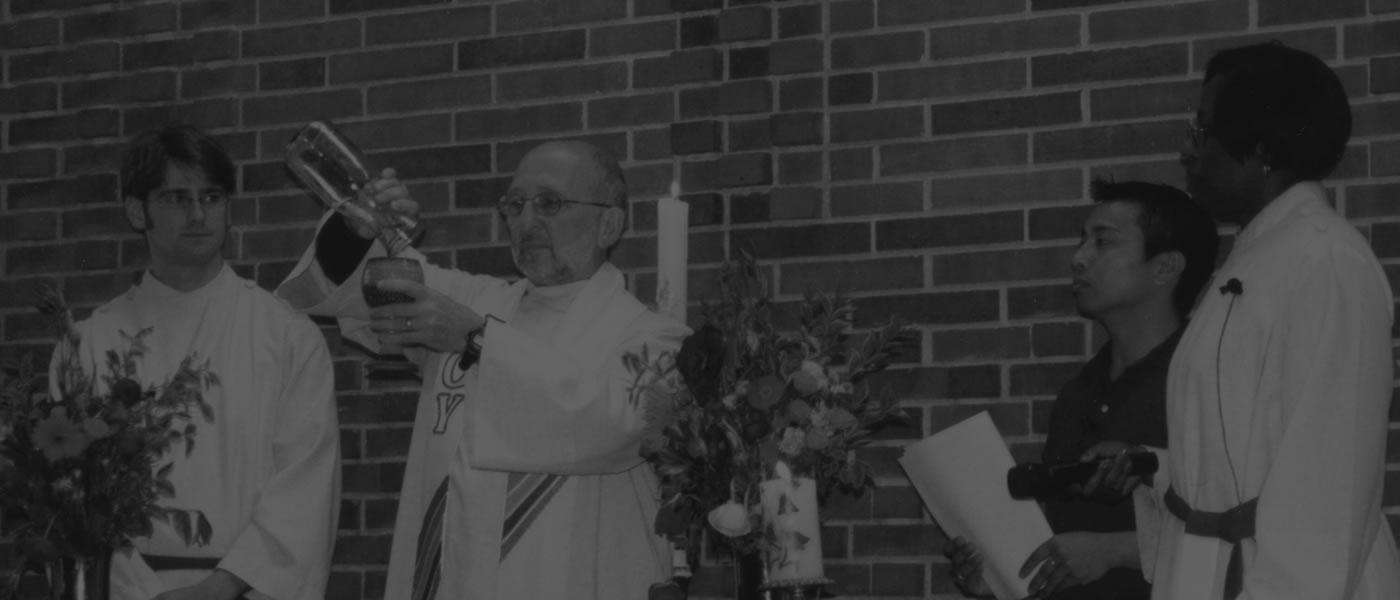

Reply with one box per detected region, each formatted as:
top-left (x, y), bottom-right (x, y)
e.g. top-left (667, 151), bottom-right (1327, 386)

top-left (1007, 452), bottom-right (1158, 499)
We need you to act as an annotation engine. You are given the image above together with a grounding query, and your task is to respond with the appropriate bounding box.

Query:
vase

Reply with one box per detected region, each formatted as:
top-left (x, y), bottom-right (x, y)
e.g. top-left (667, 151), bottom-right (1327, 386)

top-left (47, 555), bottom-right (111, 600)
top-left (757, 476), bottom-right (832, 599)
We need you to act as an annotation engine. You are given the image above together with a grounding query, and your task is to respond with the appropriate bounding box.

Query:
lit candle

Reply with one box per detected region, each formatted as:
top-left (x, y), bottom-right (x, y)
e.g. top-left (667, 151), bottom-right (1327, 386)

top-left (656, 181), bottom-right (688, 323)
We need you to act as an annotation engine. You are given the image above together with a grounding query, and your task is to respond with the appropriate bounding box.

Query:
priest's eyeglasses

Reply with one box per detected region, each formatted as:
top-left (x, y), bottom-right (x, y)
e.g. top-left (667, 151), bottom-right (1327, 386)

top-left (152, 190), bottom-right (229, 210)
top-left (496, 191), bottom-right (613, 217)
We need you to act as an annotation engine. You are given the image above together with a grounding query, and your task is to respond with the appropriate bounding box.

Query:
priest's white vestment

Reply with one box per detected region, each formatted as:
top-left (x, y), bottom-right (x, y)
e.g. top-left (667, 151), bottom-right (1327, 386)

top-left (1134, 182), bottom-right (1400, 599)
top-left (277, 229), bottom-right (686, 600)
top-left (55, 265), bottom-right (340, 600)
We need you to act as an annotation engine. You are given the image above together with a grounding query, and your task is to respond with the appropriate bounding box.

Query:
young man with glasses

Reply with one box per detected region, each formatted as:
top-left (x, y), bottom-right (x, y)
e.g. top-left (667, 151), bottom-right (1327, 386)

top-left (277, 140), bottom-right (688, 600)
top-left (52, 124), bottom-right (340, 600)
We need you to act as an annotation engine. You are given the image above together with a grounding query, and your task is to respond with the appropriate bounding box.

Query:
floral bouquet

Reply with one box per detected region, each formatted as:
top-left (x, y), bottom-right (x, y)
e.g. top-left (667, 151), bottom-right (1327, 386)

top-left (627, 252), bottom-right (914, 583)
top-left (1, 285), bottom-right (218, 597)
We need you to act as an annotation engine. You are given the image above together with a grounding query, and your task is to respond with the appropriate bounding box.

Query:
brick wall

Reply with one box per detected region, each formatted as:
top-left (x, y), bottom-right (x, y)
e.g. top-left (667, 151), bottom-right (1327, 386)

top-left (2, 1), bottom-right (1398, 598)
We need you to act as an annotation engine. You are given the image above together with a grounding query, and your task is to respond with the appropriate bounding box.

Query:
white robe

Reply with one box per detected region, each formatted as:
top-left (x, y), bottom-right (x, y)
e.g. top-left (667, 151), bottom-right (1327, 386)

top-left (54, 264), bottom-right (340, 600)
top-left (276, 225), bottom-right (687, 600)
top-left (1134, 182), bottom-right (1400, 599)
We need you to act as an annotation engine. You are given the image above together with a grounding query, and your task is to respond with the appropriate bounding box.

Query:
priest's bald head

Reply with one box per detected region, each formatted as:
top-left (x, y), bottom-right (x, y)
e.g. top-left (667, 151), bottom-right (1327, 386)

top-left (496, 141), bottom-right (629, 287)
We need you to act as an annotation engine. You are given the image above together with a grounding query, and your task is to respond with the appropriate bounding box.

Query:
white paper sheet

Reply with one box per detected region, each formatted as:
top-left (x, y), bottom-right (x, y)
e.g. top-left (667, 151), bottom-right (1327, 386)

top-left (899, 411), bottom-right (1053, 600)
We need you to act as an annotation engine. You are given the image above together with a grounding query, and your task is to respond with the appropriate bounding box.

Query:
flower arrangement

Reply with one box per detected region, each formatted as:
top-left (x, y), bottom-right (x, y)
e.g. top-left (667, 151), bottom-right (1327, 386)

top-left (627, 252), bottom-right (914, 566)
top-left (1, 285), bottom-right (218, 593)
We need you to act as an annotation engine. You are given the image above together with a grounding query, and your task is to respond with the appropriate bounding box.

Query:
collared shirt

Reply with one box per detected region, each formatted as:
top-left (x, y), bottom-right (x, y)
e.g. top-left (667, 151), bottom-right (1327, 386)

top-left (1039, 329), bottom-right (1181, 600)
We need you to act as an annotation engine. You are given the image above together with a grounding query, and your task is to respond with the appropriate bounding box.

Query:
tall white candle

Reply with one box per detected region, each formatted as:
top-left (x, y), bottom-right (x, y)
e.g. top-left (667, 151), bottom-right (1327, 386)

top-left (656, 181), bottom-right (688, 323)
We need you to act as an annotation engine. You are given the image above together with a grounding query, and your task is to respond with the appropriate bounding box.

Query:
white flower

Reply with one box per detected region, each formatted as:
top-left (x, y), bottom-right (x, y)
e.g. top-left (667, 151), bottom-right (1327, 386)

top-left (707, 501), bottom-right (753, 537)
top-left (778, 427), bottom-right (806, 456)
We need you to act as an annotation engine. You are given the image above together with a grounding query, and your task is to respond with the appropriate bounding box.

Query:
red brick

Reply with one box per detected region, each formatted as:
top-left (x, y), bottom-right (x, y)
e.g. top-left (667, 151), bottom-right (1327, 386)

top-left (241, 19), bottom-right (361, 58)
top-left (244, 89), bottom-right (360, 127)
top-left (1034, 44), bottom-right (1188, 87)
top-left (767, 39), bottom-right (821, 75)
top-left (333, 44), bottom-right (454, 84)
top-left (179, 0), bottom-right (256, 28)
top-left (1262, 0), bottom-right (1365, 25)
top-left (929, 169), bottom-right (1083, 210)
top-left (9, 174), bottom-right (119, 210)
top-left (589, 93), bottom-right (674, 130)
top-left (331, 533), bottom-right (392, 565)
top-left (1373, 56), bottom-right (1400, 94)
top-left (61, 206), bottom-right (127, 238)
top-left (366, 6), bottom-right (490, 45)
top-left (1373, 140), bottom-right (1400, 177)
top-left (728, 46), bottom-right (772, 79)
top-left (679, 16), bottom-right (718, 49)
top-left (337, 115), bottom-right (453, 151)
top-left (878, 0), bottom-right (1022, 25)
top-left (1090, 0), bottom-right (1247, 44)
top-left (62, 271), bottom-right (141, 306)
top-left (670, 120), bottom-right (722, 154)
top-left (190, 29), bottom-right (238, 62)
top-left (1011, 361), bottom-right (1082, 396)
top-left (718, 6), bottom-right (771, 42)
top-left (775, 154), bottom-right (822, 188)
top-left (664, 48), bottom-right (723, 85)
top-left (770, 112), bottom-right (823, 147)
top-left (825, 72), bottom-right (870, 106)
top-left (852, 524), bottom-right (942, 558)
top-left (1346, 183), bottom-right (1400, 218)
top-left (1033, 321), bottom-right (1087, 357)
top-left (124, 98), bottom-right (239, 133)
top-left (778, 4), bottom-right (821, 38)
top-left (368, 75), bottom-right (493, 114)
top-left (832, 31), bottom-right (923, 70)
top-left (259, 58), bottom-right (326, 91)
top-left (727, 118), bottom-right (770, 151)
top-left (831, 0), bottom-right (874, 33)
top-left (364, 426), bottom-right (414, 459)
top-left (456, 103), bottom-right (582, 140)
top-left (0, 82), bottom-right (57, 114)
top-left (880, 134), bottom-right (1028, 176)
top-left (779, 256), bottom-right (923, 294)
top-left (932, 327), bottom-right (1031, 362)
top-left (680, 152), bottom-right (771, 190)
top-left (781, 77), bottom-right (824, 110)
top-left (730, 222), bottom-right (868, 258)
top-left (1029, 204), bottom-right (1094, 241)
top-left (372, 145), bottom-right (491, 179)
top-left (1010, 284), bottom-right (1076, 320)
top-left (498, 62), bottom-right (628, 101)
top-left (6, 240), bottom-right (119, 275)
top-left (730, 187), bottom-right (822, 223)
top-left (9, 110), bottom-right (120, 146)
top-left (832, 181), bottom-right (923, 217)
top-left (0, 211), bottom-right (57, 242)
top-left (932, 92), bottom-right (1080, 136)
top-left (1090, 81), bottom-right (1197, 122)
top-left (590, 21), bottom-right (675, 57)
top-left (679, 80), bottom-right (772, 118)
top-left (261, 0), bottom-right (324, 22)
top-left (257, 192), bottom-right (324, 225)
top-left (872, 562), bottom-right (926, 595)
top-left (11, 43), bottom-right (119, 81)
top-left (496, 0), bottom-right (626, 33)
top-left (1033, 0), bottom-right (1137, 8)
top-left (0, 16), bottom-right (59, 49)
top-left (878, 211), bottom-right (1023, 251)
top-left (459, 30), bottom-right (585, 71)
top-left (1192, 28), bottom-right (1337, 72)
top-left (1355, 101), bottom-right (1400, 137)
top-left (1378, 0), bottom-right (1400, 13)
top-left (62, 142), bottom-right (127, 176)
top-left (63, 4), bottom-right (177, 44)
top-left (932, 245), bottom-right (1076, 286)
top-left (831, 106), bottom-right (923, 143)
top-left (62, 71), bottom-right (176, 109)
top-left (879, 59), bottom-right (1025, 101)
top-left (1034, 120), bottom-right (1182, 164)
top-left (183, 65), bottom-right (256, 99)
top-left (330, 0), bottom-right (444, 15)
top-left (632, 127), bottom-right (671, 161)
top-left (0, 149), bottom-right (57, 180)
top-left (242, 227), bottom-right (317, 261)
top-left (929, 15), bottom-right (1079, 60)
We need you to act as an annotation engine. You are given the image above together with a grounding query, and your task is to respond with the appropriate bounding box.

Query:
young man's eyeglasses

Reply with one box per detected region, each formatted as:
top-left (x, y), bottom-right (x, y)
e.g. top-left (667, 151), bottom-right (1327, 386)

top-left (151, 190), bottom-right (229, 211)
top-left (496, 191), bottom-right (613, 217)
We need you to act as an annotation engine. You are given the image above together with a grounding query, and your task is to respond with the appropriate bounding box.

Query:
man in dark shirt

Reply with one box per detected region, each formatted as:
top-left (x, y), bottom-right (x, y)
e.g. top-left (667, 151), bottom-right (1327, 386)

top-left (945, 179), bottom-right (1219, 599)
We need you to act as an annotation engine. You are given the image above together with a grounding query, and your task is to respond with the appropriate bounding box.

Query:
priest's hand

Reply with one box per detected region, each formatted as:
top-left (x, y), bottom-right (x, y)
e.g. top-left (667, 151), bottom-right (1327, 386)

top-left (345, 167), bottom-right (419, 240)
top-left (1078, 440), bottom-right (1146, 497)
top-left (1020, 531), bottom-right (1137, 599)
top-left (150, 569), bottom-right (250, 600)
top-left (369, 279), bottom-right (486, 353)
top-left (943, 536), bottom-right (994, 598)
